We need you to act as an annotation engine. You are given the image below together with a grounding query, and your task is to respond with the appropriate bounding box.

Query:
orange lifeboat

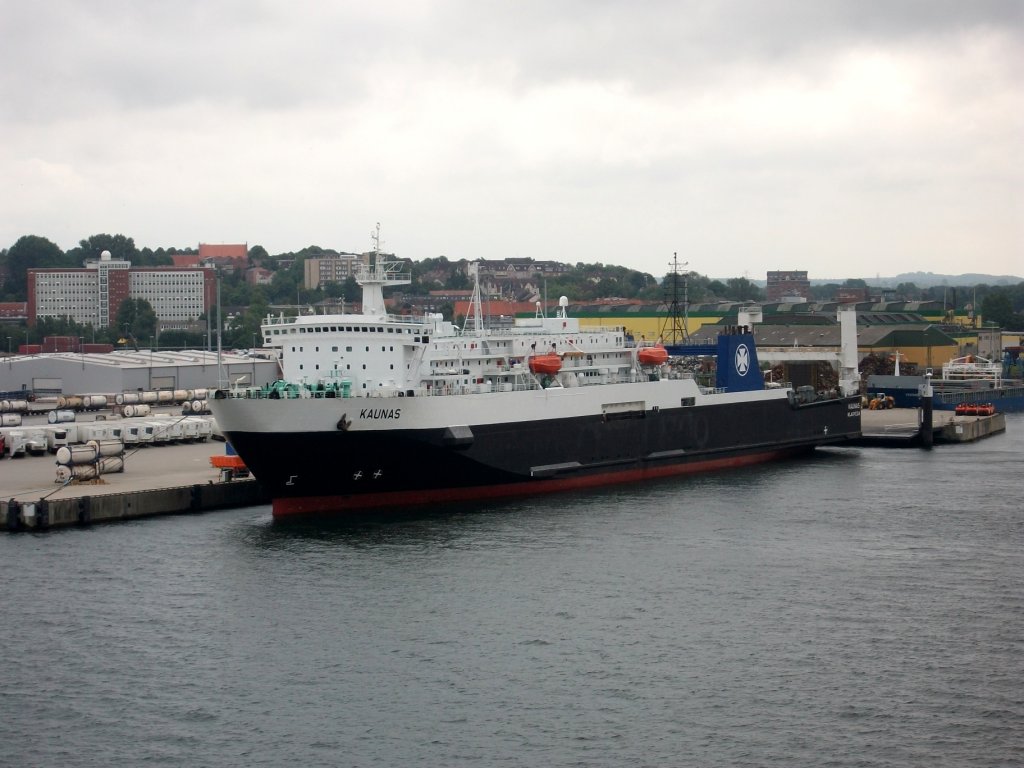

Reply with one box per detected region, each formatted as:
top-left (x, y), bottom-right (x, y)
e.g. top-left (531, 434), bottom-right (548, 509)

top-left (528, 354), bottom-right (562, 375)
top-left (210, 454), bottom-right (247, 471)
top-left (638, 345), bottom-right (669, 366)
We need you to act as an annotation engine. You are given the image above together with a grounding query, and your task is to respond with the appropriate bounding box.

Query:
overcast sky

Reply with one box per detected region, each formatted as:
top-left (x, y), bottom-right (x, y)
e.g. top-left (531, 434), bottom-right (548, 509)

top-left (2, 1), bottom-right (1021, 280)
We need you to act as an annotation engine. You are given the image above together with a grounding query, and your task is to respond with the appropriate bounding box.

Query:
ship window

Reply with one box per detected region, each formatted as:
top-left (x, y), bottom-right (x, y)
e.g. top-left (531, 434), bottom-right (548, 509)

top-left (390, 364), bottom-right (394, 369)
top-left (362, 364), bottom-right (366, 369)
top-left (299, 364), bottom-right (304, 370)
top-left (331, 346), bottom-right (338, 352)
top-left (316, 347), bottom-right (320, 352)
top-left (347, 364), bottom-right (351, 370)
top-left (346, 346), bottom-right (352, 352)
top-left (681, 397), bottom-right (695, 407)
top-left (330, 326), bottom-right (337, 331)
top-left (381, 346), bottom-right (385, 352)
top-left (387, 328), bottom-right (393, 333)
top-left (316, 365), bottom-right (320, 370)
top-left (365, 346), bottom-right (370, 352)
top-left (361, 327), bottom-right (368, 332)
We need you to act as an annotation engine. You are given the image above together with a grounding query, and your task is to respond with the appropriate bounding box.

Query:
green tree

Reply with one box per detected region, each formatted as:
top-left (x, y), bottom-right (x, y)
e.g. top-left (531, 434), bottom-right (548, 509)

top-left (3, 235), bottom-right (68, 298)
top-left (68, 233), bottom-right (139, 263)
top-left (342, 276), bottom-right (360, 303)
top-left (895, 282), bottom-right (920, 300)
top-left (706, 280), bottom-right (728, 298)
top-left (248, 244), bottom-right (270, 265)
top-left (114, 298), bottom-right (157, 345)
top-left (725, 277), bottom-right (764, 302)
top-left (981, 289), bottom-right (1016, 328)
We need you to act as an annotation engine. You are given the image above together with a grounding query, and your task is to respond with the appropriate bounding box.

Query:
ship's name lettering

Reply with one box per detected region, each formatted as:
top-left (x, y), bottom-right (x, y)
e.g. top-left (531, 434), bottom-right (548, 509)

top-left (360, 407), bottom-right (402, 420)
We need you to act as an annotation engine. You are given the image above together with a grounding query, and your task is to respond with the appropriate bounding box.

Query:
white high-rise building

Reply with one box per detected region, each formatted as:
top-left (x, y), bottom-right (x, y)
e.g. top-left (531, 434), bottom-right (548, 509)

top-left (29, 252), bottom-right (213, 330)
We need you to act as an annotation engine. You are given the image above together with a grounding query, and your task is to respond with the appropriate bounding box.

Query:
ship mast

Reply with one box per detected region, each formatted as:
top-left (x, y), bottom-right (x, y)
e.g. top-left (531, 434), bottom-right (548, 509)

top-left (660, 252), bottom-right (689, 344)
top-left (462, 262), bottom-right (486, 336)
top-left (357, 223), bottom-right (410, 318)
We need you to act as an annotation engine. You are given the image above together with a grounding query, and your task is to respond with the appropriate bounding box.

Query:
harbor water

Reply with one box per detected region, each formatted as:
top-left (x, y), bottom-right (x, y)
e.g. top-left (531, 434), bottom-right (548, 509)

top-left (2, 415), bottom-right (1022, 767)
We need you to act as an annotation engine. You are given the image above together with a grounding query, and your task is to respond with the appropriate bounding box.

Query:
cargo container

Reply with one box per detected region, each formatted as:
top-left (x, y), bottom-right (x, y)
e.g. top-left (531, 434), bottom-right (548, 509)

top-left (45, 426), bottom-right (72, 454)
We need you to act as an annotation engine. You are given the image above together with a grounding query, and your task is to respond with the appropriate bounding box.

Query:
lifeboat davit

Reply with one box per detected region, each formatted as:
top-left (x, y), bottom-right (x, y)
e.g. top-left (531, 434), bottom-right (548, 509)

top-left (638, 345), bottom-right (669, 366)
top-left (528, 354), bottom-right (562, 375)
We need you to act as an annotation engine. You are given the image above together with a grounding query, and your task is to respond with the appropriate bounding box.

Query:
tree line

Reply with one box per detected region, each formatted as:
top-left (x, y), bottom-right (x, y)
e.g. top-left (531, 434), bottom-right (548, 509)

top-left (2, 234), bottom-right (1023, 346)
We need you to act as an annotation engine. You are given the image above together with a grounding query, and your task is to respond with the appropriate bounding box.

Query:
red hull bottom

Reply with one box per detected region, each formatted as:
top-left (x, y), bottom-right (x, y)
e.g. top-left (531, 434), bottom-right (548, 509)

top-left (271, 446), bottom-right (810, 518)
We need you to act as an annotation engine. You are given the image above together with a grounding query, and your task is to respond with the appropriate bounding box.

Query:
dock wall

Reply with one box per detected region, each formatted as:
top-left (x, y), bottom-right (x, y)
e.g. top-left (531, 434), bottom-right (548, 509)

top-left (4, 479), bottom-right (269, 531)
top-left (940, 413), bottom-right (1006, 443)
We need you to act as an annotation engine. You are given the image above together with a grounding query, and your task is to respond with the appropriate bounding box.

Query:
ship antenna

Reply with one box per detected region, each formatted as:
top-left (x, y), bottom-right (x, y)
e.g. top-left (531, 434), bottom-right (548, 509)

top-left (371, 222), bottom-right (382, 258)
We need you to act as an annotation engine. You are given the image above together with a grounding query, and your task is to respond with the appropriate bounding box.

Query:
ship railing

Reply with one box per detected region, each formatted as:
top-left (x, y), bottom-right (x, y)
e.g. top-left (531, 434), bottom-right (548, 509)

top-left (262, 312), bottom-right (434, 328)
top-left (699, 386), bottom-right (726, 395)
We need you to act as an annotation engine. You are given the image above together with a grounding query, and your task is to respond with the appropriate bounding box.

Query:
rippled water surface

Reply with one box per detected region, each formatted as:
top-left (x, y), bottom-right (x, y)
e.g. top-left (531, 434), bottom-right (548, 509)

top-left (3, 416), bottom-right (1023, 767)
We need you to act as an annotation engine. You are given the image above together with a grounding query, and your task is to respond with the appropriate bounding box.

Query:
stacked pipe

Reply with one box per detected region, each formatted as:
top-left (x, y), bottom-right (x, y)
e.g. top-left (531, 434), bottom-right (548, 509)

top-left (55, 440), bottom-right (125, 482)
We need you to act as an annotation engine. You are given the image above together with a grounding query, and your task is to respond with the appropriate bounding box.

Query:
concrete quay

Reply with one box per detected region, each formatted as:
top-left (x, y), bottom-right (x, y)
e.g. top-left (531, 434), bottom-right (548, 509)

top-left (2, 440), bottom-right (269, 532)
top-left (857, 408), bottom-right (1006, 447)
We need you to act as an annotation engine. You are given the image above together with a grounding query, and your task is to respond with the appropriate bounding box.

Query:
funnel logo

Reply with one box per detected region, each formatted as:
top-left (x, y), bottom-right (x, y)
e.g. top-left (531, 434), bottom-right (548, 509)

top-left (735, 344), bottom-right (750, 376)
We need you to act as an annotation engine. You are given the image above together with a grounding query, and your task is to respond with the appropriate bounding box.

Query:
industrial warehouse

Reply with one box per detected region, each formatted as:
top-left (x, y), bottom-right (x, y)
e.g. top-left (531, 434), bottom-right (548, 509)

top-left (1, 348), bottom-right (278, 399)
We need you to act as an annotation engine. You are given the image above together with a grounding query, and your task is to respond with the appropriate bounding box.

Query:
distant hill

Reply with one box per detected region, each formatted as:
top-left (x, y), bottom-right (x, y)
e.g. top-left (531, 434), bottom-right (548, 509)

top-left (812, 272), bottom-right (1023, 288)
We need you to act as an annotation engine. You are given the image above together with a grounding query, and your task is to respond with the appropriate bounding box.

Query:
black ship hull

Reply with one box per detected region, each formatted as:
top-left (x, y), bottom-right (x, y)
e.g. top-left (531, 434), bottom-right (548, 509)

top-left (221, 395), bottom-right (861, 518)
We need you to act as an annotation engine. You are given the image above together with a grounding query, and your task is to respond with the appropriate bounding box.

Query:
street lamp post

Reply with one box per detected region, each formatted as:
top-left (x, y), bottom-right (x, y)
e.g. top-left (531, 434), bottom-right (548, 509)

top-left (251, 332), bottom-right (258, 386)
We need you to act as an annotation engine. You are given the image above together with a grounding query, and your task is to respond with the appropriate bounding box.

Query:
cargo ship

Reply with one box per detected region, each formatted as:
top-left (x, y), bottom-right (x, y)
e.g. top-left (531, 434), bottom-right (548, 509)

top-left (867, 354), bottom-right (1024, 413)
top-left (211, 258), bottom-right (862, 518)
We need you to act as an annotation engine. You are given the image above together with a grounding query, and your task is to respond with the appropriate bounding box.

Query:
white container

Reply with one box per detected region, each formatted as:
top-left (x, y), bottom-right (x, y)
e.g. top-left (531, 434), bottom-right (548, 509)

top-left (157, 390), bottom-right (174, 404)
top-left (45, 427), bottom-right (71, 454)
top-left (83, 394), bottom-right (108, 410)
top-left (87, 439), bottom-right (124, 457)
top-left (140, 391), bottom-right (158, 404)
top-left (98, 456), bottom-right (124, 474)
top-left (146, 421), bottom-right (169, 445)
top-left (6, 430), bottom-right (26, 457)
top-left (25, 431), bottom-right (47, 456)
top-left (57, 444), bottom-right (98, 466)
top-left (78, 423), bottom-right (111, 443)
top-left (191, 418), bottom-right (213, 441)
top-left (1, 413), bottom-right (22, 427)
top-left (48, 409), bottom-right (76, 424)
top-left (180, 419), bottom-right (200, 441)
